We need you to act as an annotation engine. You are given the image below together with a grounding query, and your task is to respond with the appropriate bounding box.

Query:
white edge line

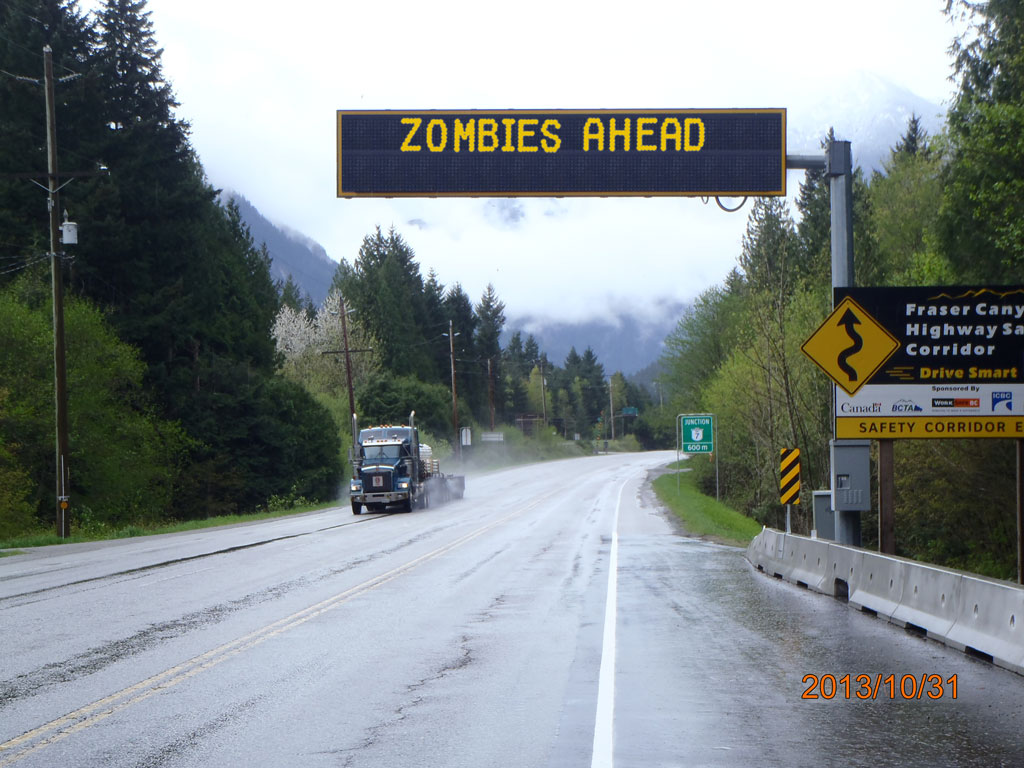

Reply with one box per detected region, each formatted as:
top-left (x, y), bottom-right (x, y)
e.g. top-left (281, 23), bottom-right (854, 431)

top-left (591, 475), bottom-right (629, 768)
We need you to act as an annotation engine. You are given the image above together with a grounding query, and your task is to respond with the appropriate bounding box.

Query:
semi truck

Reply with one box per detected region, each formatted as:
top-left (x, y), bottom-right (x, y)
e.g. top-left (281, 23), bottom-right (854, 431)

top-left (348, 411), bottom-right (465, 514)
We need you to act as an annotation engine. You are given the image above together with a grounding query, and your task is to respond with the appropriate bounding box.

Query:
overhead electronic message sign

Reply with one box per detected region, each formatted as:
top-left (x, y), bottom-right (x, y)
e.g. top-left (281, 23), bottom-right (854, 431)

top-left (803, 286), bottom-right (1024, 439)
top-left (336, 109), bottom-right (785, 198)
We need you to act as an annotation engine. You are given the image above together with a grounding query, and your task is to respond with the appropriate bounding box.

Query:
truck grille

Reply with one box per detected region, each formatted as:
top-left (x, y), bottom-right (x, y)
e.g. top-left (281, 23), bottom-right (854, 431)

top-left (362, 470), bottom-right (393, 492)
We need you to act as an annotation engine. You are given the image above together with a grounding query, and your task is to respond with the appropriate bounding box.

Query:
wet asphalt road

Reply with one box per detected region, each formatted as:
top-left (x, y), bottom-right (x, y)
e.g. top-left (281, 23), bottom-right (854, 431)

top-left (1, 451), bottom-right (1022, 767)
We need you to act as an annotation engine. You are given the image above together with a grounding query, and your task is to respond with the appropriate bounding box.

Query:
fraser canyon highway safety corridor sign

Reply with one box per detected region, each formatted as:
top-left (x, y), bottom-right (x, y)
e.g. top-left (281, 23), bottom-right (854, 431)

top-left (336, 109), bottom-right (785, 197)
top-left (802, 286), bottom-right (1024, 439)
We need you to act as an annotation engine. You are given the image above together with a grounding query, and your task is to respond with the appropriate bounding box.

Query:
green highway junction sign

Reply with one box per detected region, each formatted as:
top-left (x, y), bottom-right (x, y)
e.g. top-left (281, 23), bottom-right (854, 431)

top-left (336, 109), bottom-right (786, 198)
top-left (676, 413), bottom-right (719, 500)
top-left (679, 414), bottom-right (715, 454)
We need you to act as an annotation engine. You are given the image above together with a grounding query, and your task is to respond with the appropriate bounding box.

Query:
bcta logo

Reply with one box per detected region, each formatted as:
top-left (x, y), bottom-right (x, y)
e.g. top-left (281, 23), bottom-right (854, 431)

top-left (993, 392), bottom-right (1013, 412)
top-left (892, 399), bottom-right (923, 413)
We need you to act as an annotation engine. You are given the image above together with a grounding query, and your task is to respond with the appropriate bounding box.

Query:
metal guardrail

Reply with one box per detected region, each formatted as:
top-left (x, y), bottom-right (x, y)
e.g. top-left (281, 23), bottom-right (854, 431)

top-left (746, 528), bottom-right (1024, 676)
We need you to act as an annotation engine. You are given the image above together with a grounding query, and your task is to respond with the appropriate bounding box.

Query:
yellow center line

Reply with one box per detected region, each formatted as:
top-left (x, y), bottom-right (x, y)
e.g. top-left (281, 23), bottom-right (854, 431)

top-left (0, 501), bottom-right (540, 766)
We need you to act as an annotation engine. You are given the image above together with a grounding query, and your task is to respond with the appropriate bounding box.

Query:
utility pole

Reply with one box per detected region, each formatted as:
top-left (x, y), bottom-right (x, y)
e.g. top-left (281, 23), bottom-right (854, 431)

top-left (320, 299), bottom-right (371, 456)
top-left (339, 297), bottom-right (356, 430)
top-left (538, 358), bottom-right (547, 426)
top-left (487, 357), bottom-right (495, 430)
top-left (45, 46), bottom-right (71, 538)
top-left (448, 320), bottom-right (460, 459)
top-left (609, 381), bottom-right (615, 440)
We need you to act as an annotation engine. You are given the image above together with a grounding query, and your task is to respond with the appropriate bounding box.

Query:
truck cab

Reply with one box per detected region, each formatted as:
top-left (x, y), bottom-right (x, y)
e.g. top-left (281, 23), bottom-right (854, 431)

top-left (349, 425), bottom-right (421, 514)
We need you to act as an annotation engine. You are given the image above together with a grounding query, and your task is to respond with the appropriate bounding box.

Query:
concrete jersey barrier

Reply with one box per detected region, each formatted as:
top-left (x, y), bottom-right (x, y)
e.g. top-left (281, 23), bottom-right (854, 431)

top-left (746, 528), bottom-right (1024, 676)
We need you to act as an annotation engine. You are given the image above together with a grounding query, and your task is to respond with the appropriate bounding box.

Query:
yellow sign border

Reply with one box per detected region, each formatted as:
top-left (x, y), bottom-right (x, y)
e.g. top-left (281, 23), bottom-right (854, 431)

top-left (336, 108), bottom-right (787, 199)
top-left (837, 415), bottom-right (1024, 439)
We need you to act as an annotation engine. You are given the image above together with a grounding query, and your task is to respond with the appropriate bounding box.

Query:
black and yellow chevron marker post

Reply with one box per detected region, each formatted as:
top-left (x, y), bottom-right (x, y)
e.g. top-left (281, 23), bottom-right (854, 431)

top-left (780, 448), bottom-right (801, 533)
top-left (780, 448), bottom-right (801, 505)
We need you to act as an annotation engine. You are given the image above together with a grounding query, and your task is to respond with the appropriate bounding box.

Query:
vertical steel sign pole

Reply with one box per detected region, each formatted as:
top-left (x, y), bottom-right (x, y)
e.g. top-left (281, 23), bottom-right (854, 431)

top-left (1018, 438), bottom-right (1023, 585)
top-left (676, 413), bottom-right (683, 494)
top-left (714, 415), bottom-right (719, 501)
top-left (827, 140), bottom-right (871, 547)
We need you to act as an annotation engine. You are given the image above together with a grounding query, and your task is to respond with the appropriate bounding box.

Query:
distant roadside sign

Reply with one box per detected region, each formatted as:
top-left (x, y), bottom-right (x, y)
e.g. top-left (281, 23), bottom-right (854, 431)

top-left (803, 286), bottom-right (1024, 439)
top-left (336, 109), bottom-right (786, 197)
top-left (681, 414), bottom-right (714, 454)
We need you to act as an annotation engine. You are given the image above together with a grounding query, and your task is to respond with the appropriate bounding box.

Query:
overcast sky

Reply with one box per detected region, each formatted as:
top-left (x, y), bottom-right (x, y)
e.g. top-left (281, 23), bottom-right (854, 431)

top-left (83, 1), bottom-right (965, 324)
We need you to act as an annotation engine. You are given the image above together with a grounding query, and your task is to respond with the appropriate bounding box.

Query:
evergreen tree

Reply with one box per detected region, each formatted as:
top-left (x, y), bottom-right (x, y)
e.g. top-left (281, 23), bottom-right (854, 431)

top-left (332, 226), bottom-right (435, 378)
top-left (475, 283), bottom-right (505, 362)
top-left (423, 268), bottom-right (450, 380)
top-left (444, 283), bottom-right (480, 420)
top-left (891, 113), bottom-right (930, 157)
top-left (0, 0), bottom-right (100, 282)
top-left (940, 0), bottom-right (1024, 280)
top-left (475, 283), bottom-right (505, 424)
top-left (501, 331), bottom-right (529, 415)
top-left (578, 347), bottom-right (606, 425)
top-left (1, 1), bottom-right (341, 520)
top-left (794, 165), bottom-right (831, 288)
top-left (524, 334), bottom-right (540, 363)
top-left (738, 197), bottom-right (798, 295)
top-left (279, 274), bottom-right (312, 315)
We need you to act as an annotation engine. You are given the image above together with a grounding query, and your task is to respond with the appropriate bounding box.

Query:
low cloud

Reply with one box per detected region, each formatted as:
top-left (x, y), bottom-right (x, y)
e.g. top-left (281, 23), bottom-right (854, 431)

top-left (483, 199), bottom-right (526, 229)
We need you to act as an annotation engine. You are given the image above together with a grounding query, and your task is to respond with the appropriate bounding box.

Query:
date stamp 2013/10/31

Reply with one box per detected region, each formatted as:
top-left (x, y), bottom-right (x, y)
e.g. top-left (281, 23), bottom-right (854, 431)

top-left (802, 674), bottom-right (958, 700)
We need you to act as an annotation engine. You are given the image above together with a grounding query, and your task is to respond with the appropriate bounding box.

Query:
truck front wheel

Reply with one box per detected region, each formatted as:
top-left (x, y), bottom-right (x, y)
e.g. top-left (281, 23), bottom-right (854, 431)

top-left (351, 501), bottom-right (362, 515)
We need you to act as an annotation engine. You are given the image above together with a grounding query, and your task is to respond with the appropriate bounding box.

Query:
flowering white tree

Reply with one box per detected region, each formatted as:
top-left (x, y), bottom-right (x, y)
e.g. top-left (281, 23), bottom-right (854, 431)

top-left (272, 289), bottom-right (379, 401)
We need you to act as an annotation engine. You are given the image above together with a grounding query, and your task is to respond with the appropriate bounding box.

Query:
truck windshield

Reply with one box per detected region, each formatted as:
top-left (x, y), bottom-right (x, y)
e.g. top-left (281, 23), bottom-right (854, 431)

top-left (362, 445), bottom-right (401, 461)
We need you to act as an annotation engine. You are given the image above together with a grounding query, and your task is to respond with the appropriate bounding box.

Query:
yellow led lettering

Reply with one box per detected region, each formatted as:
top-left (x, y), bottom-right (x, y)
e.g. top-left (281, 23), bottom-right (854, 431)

top-left (517, 118), bottom-right (539, 152)
top-left (684, 118), bottom-right (705, 151)
top-left (425, 119), bottom-right (447, 152)
top-left (583, 118), bottom-right (604, 151)
top-left (636, 117), bottom-right (656, 151)
top-left (501, 118), bottom-right (517, 152)
top-left (478, 118), bottom-right (499, 152)
top-left (608, 118), bottom-right (630, 152)
top-left (541, 119), bottom-right (561, 153)
top-left (400, 117), bottom-right (423, 152)
top-left (453, 119), bottom-right (475, 152)
top-left (660, 118), bottom-right (682, 151)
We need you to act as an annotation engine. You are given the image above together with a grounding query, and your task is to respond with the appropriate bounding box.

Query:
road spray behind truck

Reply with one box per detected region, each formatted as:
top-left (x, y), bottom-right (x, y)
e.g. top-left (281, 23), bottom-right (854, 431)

top-left (348, 411), bottom-right (465, 514)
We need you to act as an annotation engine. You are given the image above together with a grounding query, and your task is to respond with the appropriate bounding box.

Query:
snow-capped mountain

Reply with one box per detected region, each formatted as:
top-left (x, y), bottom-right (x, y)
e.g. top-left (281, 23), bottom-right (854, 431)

top-left (787, 71), bottom-right (947, 173)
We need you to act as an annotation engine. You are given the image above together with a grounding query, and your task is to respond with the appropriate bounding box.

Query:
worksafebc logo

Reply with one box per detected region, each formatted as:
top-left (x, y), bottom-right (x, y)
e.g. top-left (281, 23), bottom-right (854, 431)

top-left (992, 392), bottom-right (1013, 412)
top-left (932, 398), bottom-right (980, 409)
top-left (891, 400), bottom-right (923, 413)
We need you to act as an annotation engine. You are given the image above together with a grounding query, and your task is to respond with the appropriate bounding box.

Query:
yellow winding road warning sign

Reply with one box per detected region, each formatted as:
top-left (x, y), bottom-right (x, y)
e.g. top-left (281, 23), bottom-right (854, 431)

top-left (801, 296), bottom-right (900, 395)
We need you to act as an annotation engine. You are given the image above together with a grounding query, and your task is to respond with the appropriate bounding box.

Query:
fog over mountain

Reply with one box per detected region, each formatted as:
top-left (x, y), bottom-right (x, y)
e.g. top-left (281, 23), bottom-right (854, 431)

top-left (228, 193), bottom-right (337, 306)
top-left (504, 302), bottom-right (686, 376)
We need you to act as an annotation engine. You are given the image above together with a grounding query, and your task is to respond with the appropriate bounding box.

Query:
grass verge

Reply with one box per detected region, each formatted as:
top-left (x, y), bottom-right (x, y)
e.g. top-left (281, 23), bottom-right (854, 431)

top-left (0, 500), bottom-right (338, 553)
top-left (653, 469), bottom-right (762, 546)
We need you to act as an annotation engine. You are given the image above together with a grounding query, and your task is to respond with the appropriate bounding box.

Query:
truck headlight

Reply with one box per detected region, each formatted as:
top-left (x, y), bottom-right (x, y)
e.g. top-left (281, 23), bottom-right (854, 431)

top-left (350, 482), bottom-right (361, 492)
top-left (398, 481), bottom-right (409, 489)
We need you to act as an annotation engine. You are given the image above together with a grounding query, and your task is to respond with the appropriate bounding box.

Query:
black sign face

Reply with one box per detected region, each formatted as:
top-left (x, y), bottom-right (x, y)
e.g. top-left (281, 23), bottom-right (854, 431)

top-left (336, 109), bottom-right (785, 197)
top-left (835, 286), bottom-right (1024, 386)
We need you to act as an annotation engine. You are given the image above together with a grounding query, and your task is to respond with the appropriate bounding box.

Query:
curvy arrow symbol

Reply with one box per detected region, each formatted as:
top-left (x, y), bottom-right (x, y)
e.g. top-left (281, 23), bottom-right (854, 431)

top-left (837, 308), bottom-right (863, 381)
